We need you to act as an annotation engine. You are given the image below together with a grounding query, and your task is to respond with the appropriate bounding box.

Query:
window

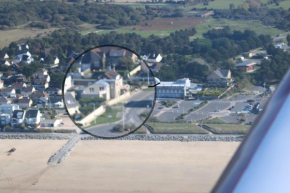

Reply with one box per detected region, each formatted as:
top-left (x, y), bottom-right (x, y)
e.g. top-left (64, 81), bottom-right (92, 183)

top-left (89, 88), bottom-right (94, 93)
top-left (99, 87), bottom-right (104, 91)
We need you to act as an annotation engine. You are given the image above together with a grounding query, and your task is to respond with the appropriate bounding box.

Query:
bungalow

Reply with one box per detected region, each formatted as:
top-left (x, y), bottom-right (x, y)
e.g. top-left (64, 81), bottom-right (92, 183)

top-left (81, 80), bottom-right (110, 100)
top-left (21, 86), bottom-right (35, 97)
top-left (1, 88), bottom-right (16, 97)
top-left (40, 119), bottom-right (62, 128)
top-left (0, 113), bottom-right (10, 126)
top-left (207, 69), bottom-right (232, 87)
top-left (11, 110), bottom-right (26, 127)
top-left (17, 98), bottom-right (32, 108)
top-left (45, 87), bottom-right (61, 96)
top-left (236, 60), bottom-right (256, 72)
top-left (64, 92), bottom-right (80, 115)
top-left (11, 82), bottom-right (27, 91)
top-left (25, 109), bottom-right (41, 127)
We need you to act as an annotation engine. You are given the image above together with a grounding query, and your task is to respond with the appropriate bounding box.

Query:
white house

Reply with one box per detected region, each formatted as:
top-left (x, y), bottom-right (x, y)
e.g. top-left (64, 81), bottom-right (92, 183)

top-left (81, 80), bottom-right (111, 100)
top-left (0, 113), bottom-right (10, 126)
top-left (64, 75), bottom-right (72, 94)
top-left (11, 110), bottom-right (26, 127)
top-left (40, 119), bottom-right (62, 128)
top-left (64, 92), bottom-right (80, 115)
top-left (156, 78), bottom-right (191, 99)
top-left (25, 109), bottom-right (41, 126)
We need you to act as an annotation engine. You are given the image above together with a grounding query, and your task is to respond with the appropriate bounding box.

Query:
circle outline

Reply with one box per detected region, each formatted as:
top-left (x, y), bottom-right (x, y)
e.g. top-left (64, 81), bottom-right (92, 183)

top-left (61, 44), bottom-right (157, 139)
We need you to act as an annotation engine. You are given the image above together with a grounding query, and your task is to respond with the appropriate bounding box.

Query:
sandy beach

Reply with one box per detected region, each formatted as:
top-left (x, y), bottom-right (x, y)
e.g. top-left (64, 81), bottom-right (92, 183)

top-left (0, 140), bottom-right (240, 193)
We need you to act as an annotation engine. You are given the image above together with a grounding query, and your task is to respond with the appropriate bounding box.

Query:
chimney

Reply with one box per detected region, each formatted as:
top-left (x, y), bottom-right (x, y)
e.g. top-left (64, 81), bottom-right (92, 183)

top-left (153, 53), bottom-right (155, 58)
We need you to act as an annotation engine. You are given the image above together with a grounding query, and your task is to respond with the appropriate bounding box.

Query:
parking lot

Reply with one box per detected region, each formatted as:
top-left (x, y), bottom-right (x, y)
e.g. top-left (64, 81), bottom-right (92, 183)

top-left (149, 92), bottom-right (270, 125)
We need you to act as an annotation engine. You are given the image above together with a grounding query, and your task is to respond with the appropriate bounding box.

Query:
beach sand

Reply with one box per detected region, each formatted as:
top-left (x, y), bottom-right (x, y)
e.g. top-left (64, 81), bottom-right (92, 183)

top-left (0, 140), bottom-right (240, 193)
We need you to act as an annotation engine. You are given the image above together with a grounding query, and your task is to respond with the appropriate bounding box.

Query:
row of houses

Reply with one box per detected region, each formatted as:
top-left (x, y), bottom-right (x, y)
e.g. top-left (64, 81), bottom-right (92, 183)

top-left (0, 107), bottom-right (41, 127)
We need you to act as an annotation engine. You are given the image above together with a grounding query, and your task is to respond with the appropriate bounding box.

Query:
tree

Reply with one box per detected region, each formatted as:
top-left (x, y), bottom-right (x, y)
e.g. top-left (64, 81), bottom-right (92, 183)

top-left (287, 34), bottom-right (290, 46)
top-left (229, 3), bottom-right (235, 10)
top-left (118, 57), bottom-right (135, 71)
top-left (49, 72), bottom-right (65, 88)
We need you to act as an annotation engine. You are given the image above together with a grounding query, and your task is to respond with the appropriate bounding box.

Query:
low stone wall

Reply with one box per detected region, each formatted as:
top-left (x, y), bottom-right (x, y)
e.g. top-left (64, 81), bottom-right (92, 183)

top-left (129, 65), bottom-right (141, 76)
top-left (77, 105), bottom-right (105, 126)
top-left (0, 133), bottom-right (244, 142)
top-left (106, 92), bottom-right (131, 106)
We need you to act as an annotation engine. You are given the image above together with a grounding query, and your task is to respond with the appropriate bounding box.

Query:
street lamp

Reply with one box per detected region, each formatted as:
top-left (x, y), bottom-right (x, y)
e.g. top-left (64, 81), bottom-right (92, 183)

top-left (263, 82), bottom-right (266, 96)
top-left (122, 103), bottom-right (125, 130)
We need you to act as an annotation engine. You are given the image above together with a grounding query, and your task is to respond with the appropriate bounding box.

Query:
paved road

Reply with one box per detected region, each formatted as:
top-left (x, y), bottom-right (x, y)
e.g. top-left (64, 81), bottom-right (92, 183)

top-left (85, 91), bottom-right (154, 138)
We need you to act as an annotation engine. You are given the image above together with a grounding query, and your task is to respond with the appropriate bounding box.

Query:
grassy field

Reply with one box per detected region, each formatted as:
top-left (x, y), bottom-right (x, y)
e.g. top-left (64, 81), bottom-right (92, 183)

top-left (204, 118), bottom-right (227, 124)
top-left (147, 122), bottom-right (209, 134)
top-left (191, 17), bottom-right (285, 39)
top-left (89, 109), bottom-right (121, 127)
top-left (204, 124), bottom-right (250, 134)
top-left (0, 26), bottom-right (60, 49)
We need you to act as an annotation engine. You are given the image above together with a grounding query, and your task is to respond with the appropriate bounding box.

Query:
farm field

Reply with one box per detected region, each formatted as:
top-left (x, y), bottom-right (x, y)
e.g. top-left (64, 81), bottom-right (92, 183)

top-left (0, 26), bottom-right (60, 49)
top-left (88, 17), bottom-right (205, 37)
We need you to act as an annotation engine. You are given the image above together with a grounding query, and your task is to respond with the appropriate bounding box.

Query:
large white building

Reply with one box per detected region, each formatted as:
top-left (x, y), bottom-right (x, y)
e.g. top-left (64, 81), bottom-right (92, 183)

top-left (156, 78), bottom-right (191, 99)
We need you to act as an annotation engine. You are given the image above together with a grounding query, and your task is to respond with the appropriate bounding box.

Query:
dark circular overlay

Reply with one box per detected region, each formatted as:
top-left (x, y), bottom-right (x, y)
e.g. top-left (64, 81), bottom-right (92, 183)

top-left (62, 45), bottom-right (157, 139)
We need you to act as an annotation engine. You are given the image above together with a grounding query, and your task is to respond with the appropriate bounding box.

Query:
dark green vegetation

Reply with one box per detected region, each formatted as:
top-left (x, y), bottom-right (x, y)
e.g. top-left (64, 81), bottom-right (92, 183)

top-left (0, 0), bottom-right (289, 88)
top-left (256, 45), bottom-right (290, 83)
top-left (0, 1), bottom-right (155, 30)
top-left (0, 0), bottom-right (183, 30)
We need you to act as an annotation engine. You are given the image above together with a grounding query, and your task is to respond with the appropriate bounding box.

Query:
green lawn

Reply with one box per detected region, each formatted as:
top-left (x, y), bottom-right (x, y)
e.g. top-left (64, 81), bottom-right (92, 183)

top-left (147, 122), bottom-right (209, 134)
top-left (204, 118), bottom-right (227, 124)
top-left (191, 18), bottom-right (285, 39)
top-left (204, 124), bottom-right (250, 134)
top-left (133, 126), bottom-right (148, 134)
top-left (89, 109), bottom-right (121, 127)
